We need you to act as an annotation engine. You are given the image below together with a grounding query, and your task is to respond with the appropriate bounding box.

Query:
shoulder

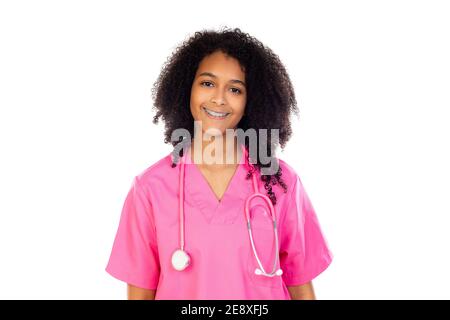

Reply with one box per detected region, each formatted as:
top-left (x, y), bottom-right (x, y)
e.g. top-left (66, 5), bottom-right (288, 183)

top-left (133, 152), bottom-right (176, 189)
top-left (276, 157), bottom-right (301, 192)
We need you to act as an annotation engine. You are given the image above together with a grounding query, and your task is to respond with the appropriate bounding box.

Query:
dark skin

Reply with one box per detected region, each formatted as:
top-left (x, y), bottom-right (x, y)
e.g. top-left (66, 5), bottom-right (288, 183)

top-left (152, 28), bottom-right (296, 206)
top-left (128, 51), bottom-right (316, 300)
top-left (127, 283), bottom-right (316, 300)
top-left (189, 50), bottom-right (246, 202)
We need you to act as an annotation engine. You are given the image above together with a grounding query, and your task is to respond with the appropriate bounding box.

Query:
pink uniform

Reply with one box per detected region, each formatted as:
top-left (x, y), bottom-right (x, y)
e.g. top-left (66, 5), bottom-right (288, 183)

top-left (106, 148), bottom-right (333, 299)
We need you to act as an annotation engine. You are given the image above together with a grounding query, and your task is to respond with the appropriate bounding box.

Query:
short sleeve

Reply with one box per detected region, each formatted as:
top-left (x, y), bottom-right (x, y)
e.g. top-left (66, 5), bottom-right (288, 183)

top-left (105, 176), bottom-right (160, 290)
top-left (279, 175), bottom-right (333, 286)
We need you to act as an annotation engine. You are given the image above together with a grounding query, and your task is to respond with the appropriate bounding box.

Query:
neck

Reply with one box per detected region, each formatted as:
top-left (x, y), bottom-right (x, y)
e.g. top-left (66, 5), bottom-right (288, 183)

top-left (190, 133), bottom-right (242, 171)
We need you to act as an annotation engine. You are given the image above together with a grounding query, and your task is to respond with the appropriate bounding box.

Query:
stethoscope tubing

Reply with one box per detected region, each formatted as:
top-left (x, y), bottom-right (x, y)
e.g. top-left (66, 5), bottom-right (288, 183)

top-left (174, 143), bottom-right (282, 277)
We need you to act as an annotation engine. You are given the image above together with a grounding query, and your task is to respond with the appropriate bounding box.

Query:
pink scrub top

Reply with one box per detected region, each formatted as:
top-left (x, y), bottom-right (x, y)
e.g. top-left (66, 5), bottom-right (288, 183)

top-left (106, 149), bottom-right (333, 300)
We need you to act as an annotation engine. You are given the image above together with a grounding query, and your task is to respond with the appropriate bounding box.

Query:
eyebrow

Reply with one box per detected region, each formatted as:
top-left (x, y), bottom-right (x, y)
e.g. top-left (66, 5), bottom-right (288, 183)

top-left (198, 72), bottom-right (246, 87)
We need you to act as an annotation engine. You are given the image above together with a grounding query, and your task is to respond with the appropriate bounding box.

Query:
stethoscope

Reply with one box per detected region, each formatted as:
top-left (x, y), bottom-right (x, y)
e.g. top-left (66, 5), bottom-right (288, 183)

top-left (171, 143), bottom-right (283, 277)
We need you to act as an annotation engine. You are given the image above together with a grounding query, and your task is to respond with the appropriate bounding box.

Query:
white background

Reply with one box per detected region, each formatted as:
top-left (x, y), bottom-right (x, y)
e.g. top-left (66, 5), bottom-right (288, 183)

top-left (0, 0), bottom-right (449, 299)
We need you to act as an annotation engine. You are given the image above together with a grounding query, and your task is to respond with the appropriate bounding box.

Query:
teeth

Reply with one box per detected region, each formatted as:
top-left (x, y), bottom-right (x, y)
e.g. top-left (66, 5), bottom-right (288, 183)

top-left (203, 107), bottom-right (229, 117)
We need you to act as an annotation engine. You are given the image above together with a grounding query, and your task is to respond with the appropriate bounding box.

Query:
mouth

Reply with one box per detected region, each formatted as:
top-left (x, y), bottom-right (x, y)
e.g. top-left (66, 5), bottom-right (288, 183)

top-left (202, 106), bottom-right (231, 120)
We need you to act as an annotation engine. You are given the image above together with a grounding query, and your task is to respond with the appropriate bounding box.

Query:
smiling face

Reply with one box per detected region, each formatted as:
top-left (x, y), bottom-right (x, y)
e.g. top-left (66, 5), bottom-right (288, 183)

top-left (190, 50), bottom-right (247, 136)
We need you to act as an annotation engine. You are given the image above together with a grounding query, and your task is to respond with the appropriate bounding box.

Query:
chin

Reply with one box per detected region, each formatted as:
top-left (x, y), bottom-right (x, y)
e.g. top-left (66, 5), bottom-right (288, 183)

top-left (202, 126), bottom-right (227, 136)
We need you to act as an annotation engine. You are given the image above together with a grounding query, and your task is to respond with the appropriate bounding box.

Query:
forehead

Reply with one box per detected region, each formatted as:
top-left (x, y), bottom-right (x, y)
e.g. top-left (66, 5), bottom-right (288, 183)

top-left (195, 51), bottom-right (245, 79)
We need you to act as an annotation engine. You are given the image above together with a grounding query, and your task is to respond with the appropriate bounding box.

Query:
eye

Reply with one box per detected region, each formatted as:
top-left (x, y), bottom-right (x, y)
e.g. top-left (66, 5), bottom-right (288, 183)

top-left (230, 87), bottom-right (242, 94)
top-left (200, 81), bottom-right (242, 95)
top-left (200, 81), bottom-right (214, 87)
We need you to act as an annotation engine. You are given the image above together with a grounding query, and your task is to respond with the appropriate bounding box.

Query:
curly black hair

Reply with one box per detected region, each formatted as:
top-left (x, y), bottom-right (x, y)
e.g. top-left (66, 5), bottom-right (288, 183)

top-left (151, 27), bottom-right (299, 205)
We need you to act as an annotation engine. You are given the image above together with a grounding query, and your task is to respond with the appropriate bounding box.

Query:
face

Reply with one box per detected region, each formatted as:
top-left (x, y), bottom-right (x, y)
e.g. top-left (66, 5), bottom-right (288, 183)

top-left (190, 50), bottom-right (247, 137)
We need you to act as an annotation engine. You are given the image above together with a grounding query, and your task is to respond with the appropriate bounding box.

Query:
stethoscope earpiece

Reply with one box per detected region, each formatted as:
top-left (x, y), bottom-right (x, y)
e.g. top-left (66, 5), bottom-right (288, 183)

top-left (255, 268), bottom-right (283, 277)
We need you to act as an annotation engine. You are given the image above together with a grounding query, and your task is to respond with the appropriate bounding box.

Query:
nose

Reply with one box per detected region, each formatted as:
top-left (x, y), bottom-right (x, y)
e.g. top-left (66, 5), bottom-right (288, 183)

top-left (211, 97), bottom-right (225, 106)
top-left (210, 90), bottom-right (226, 106)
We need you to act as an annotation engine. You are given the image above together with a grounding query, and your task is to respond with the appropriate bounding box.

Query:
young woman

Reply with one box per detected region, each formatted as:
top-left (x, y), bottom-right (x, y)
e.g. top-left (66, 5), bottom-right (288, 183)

top-left (106, 27), bottom-right (333, 300)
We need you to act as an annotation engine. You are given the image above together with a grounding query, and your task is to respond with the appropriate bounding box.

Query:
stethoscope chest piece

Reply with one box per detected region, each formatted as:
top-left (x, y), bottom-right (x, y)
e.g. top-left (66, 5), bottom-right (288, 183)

top-left (171, 249), bottom-right (191, 271)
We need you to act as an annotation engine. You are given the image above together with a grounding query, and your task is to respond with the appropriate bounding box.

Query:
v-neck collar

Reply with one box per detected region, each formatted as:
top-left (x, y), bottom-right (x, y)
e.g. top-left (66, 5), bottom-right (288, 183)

top-left (184, 144), bottom-right (253, 225)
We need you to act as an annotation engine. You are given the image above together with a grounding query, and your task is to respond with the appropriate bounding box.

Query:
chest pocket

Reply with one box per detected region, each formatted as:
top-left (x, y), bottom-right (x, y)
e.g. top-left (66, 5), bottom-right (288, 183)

top-left (249, 204), bottom-right (273, 230)
top-left (246, 204), bottom-right (283, 288)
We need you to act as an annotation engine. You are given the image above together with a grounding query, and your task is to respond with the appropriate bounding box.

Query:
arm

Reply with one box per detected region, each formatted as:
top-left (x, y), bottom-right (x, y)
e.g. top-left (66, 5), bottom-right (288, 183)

top-left (287, 281), bottom-right (316, 300)
top-left (127, 284), bottom-right (156, 300)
